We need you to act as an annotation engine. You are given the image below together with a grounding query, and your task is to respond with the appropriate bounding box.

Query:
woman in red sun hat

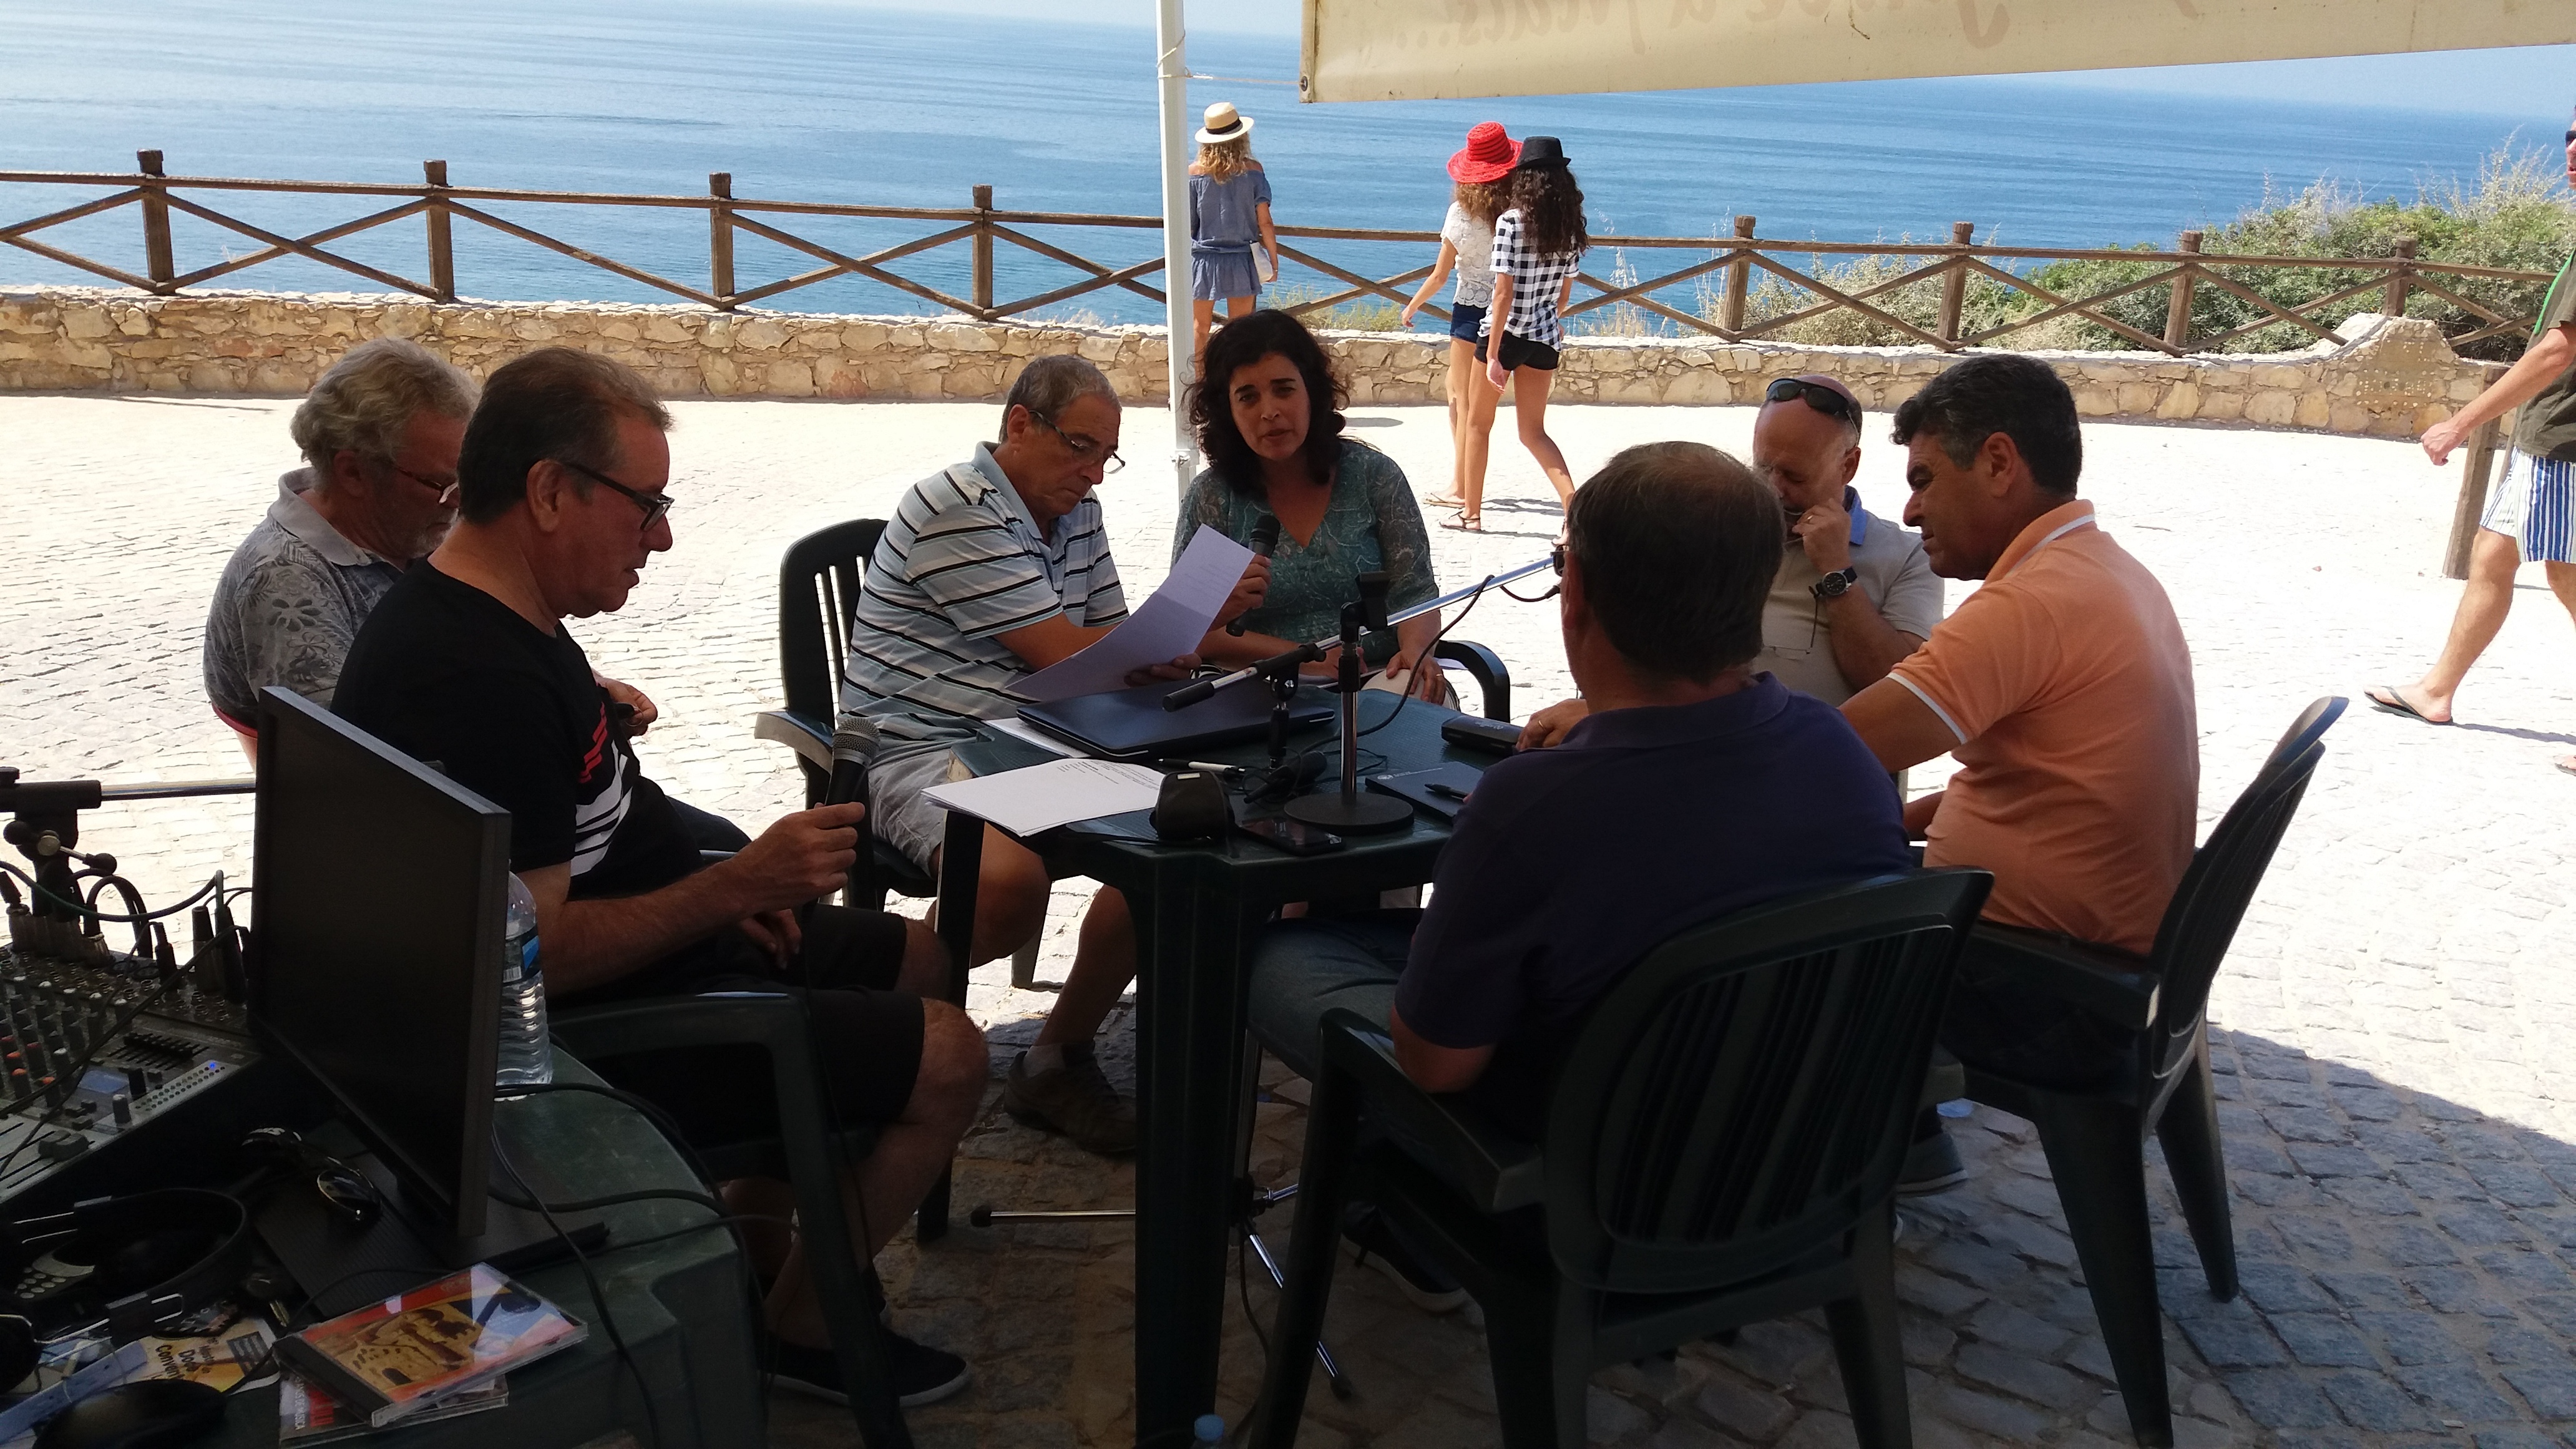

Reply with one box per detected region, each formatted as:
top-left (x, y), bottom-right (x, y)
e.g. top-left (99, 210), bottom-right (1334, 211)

top-left (1402, 121), bottom-right (1517, 524)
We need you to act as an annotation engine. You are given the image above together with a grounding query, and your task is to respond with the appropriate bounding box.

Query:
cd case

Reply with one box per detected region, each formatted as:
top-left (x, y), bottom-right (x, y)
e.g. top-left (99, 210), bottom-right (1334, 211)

top-left (274, 1264), bottom-right (584, 1428)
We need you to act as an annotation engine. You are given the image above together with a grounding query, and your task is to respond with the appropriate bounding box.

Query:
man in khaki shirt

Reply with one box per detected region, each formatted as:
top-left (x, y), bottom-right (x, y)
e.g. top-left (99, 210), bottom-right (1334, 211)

top-left (1754, 375), bottom-right (1942, 704)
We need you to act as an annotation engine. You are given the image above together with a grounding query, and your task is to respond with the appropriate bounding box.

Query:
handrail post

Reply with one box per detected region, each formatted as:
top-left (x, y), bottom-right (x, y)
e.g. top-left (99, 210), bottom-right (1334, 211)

top-left (1936, 220), bottom-right (1974, 346)
top-left (708, 172), bottom-right (736, 311)
top-left (2164, 230), bottom-right (2203, 353)
top-left (2447, 405), bottom-right (2505, 580)
top-left (1720, 215), bottom-right (1755, 334)
top-left (136, 149), bottom-right (174, 292)
top-left (972, 184), bottom-right (994, 316)
top-left (2386, 235), bottom-right (2417, 319)
top-left (423, 160), bottom-right (456, 303)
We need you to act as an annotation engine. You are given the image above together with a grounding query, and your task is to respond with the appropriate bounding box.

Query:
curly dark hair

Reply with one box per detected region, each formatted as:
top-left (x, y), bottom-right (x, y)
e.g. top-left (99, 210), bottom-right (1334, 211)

top-left (1510, 163), bottom-right (1587, 260)
top-left (1187, 309), bottom-right (1349, 499)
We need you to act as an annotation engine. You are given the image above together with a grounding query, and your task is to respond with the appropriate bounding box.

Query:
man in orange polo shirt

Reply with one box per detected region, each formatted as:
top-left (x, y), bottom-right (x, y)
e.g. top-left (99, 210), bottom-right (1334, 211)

top-left (1842, 353), bottom-right (2198, 1189)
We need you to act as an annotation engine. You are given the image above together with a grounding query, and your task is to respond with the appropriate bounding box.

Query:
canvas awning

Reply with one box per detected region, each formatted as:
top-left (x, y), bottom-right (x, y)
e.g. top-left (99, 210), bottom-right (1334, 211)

top-left (1299, 1), bottom-right (2576, 103)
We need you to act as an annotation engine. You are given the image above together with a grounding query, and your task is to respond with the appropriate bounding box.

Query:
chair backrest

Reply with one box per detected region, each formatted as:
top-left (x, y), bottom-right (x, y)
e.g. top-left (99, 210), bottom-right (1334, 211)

top-left (1542, 870), bottom-right (1991, 1295)
top-left (2142, 709), bottom-right (2335, 1091)
top-left (2263, 695), bottom-right (2347, 773)
top-left (779, 519), bottom-right (889, 728)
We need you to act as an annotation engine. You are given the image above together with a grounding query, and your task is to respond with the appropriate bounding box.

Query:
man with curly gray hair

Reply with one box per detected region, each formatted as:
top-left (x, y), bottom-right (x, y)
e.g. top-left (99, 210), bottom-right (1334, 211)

top-left (202, 337), bottom-right (477, 758)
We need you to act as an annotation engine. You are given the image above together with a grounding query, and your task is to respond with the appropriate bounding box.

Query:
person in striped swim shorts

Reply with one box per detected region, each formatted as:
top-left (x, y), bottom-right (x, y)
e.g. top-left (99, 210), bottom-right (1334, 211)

top-left (2368, 114), bottom-right (2576, 773)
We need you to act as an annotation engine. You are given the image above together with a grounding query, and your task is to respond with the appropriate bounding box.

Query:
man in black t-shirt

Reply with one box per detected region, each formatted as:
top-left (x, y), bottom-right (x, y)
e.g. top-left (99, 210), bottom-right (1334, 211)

top-left (335, 347), bottom-right (982, 1406)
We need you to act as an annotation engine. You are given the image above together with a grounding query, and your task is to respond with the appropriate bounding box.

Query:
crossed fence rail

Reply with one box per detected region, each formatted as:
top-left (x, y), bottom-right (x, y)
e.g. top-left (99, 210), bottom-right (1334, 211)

top-left (1, 152), bottom-right (2555, 358)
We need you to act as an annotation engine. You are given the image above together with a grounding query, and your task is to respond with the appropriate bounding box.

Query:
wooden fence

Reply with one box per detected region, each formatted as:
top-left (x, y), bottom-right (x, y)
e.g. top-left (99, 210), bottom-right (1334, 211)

top-left (1, 152), bottom-right (2556, 358)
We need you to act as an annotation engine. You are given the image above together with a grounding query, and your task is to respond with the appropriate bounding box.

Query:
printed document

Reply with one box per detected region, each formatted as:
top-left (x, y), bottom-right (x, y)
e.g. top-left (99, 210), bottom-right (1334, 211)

top-left (1020, 529), bottom-right (1253, 701)
top-left (922, 758), bottom-right (1168, 836)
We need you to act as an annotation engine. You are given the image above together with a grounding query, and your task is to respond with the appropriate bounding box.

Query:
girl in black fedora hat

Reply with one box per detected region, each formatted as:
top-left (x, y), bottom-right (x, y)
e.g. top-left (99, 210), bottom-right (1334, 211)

top-left (1456, 135), bottom-right (1586, 530)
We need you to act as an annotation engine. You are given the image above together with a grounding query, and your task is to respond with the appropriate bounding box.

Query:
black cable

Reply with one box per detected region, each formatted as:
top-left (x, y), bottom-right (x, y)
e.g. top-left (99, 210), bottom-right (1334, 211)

top-left (0, 862), bottom-right (223, 925)
top-left (0, 977), bottom-right (178, 1182)
top-left (1357, 577), bottom-right (1489, 739)
top-left (489, 1183), bottom-right (729, 1217)
top-left (492, 1078), bottom-right (768, 1389)
top-left (491, 1128), bottom-right (666, 1449)
top-left (495, 1081), bottom-right (728, 1198)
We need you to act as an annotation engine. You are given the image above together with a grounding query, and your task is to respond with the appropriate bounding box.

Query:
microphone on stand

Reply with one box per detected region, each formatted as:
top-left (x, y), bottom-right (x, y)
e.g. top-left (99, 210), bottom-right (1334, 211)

top-left (1226, 514), bottom-right (1281, 637)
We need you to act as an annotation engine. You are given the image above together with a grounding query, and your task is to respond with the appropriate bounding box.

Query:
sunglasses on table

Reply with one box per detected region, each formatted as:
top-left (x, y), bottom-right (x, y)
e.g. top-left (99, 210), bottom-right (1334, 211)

top-left (1764, 376), bottom-right (1859, 424)
top-left (552, 457), bottom-right (675, 530)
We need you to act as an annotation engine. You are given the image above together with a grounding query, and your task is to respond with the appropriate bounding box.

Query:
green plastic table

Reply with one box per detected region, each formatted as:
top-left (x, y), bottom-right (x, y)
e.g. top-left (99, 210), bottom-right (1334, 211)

top-left (932, 695), bottom-right (1493, 1448)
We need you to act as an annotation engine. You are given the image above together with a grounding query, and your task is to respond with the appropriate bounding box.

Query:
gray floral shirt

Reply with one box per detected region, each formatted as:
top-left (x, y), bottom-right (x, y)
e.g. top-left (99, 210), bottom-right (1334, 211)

top-left (202, 469), bottom-right (405, 729)
top-left (1174, 439), bottom-right (1437, 655)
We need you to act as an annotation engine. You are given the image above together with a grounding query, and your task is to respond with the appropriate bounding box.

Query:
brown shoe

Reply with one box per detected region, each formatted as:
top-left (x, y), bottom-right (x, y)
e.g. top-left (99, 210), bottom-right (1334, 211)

top-left (1002, 1043), bottom-right (1136, 1156)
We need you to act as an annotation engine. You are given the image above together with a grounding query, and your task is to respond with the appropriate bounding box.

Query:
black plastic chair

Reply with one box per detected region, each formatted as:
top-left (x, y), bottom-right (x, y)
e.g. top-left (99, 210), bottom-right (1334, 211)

top-left (1250, 870), bottom-right (1995, 1449)
top-left (1953, 696), bottom-right (2344, 1448)
top-left (551, 992), bottom-right (913, 1449)
top-left (752, 519), bottom-right (938, 899)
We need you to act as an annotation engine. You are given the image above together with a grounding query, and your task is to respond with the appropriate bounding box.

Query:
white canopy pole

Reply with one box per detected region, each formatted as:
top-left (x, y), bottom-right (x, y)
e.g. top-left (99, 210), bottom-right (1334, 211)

top-left (1155, 0), bottom-right (1196, 497)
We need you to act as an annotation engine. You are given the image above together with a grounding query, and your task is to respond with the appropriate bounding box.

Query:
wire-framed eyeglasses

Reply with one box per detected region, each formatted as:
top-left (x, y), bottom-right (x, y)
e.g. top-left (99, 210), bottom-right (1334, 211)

top-left (552, 457), bottom-right (675, 531)
top-left (1031, 411), bottom-right (1126, 474)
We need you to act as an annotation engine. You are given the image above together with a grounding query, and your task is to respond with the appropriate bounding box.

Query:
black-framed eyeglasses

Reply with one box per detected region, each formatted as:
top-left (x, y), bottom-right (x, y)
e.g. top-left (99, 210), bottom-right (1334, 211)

top-left (553, 457), bottom-right (675, 531)
top-left (1764, 376), bottom-right (1858, 424)
top-left (1030, 410), bottom-right (1126, 474)
top-left (386, 462), bottom-right (461, 507)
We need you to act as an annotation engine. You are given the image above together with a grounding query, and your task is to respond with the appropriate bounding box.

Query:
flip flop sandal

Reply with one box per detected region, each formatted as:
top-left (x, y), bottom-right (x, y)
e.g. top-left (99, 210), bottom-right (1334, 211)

top-left (1438, 513), bottom-right (1483, 532)
top-left (2366, 685), bottom-right (2451, 726)
top-left (2555, 756), bottom-right (2576, 778)
top-left (1421, 490), bottom-right (1467, 509)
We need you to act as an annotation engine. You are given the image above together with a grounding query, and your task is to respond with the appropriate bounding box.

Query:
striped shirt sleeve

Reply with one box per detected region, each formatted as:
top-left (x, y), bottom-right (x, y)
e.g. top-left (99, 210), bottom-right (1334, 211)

top-left (907, 500), bottom-right (1066, 640)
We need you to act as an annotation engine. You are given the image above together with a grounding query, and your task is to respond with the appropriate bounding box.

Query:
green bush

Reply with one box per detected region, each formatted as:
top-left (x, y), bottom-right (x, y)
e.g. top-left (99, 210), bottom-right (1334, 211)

top-left (1269, 283), bottom-right (1407, 333)
top-left (1692, 145), bottom-right (2573, 358)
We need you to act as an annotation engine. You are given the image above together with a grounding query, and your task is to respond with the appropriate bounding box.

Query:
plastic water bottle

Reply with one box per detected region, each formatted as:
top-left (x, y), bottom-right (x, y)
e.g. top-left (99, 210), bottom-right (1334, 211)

top-left (495, 874), bottom-right (551, 1087)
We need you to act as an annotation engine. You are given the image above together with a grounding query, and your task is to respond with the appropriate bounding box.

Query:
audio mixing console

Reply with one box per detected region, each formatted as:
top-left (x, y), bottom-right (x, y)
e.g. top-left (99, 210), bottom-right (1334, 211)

top-left (0, 946), bottom-right (257, 1202)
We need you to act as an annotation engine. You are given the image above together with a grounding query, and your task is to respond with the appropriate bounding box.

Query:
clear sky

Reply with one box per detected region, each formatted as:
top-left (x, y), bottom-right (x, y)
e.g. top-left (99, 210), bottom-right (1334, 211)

top-left (803, 0), bottom-right (2574, 121)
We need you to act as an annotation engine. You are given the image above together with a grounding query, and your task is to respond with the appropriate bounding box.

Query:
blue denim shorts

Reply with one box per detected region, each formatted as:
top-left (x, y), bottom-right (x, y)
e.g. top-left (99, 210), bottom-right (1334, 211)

top-left (1447, 301), bottom-right (1487, 342)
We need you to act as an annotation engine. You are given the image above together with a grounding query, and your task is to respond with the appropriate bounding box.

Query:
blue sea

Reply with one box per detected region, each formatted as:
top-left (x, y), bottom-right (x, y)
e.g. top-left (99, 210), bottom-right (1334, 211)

top-left (0, 0), bottom-right (2555, 324)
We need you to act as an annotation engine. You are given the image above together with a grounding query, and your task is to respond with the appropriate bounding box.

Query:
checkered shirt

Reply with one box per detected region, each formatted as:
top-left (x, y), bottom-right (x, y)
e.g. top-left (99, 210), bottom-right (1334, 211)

top-left (1485, 206), bottom-right (1585, 348)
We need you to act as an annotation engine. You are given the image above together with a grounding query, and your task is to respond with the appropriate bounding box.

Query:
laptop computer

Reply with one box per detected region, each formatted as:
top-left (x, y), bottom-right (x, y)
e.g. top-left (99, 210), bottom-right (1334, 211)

top-left (1018, 678), bottom-right (1335, 761)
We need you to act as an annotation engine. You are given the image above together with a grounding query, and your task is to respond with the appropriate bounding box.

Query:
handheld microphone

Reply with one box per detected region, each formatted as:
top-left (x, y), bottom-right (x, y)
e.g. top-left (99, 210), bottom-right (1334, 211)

top-left (822, 714), bottom-right (882, 914)
top-left (824, 713), bottom-right (879, 809)
top-left (1227, 514), bottom-right (1282, 637)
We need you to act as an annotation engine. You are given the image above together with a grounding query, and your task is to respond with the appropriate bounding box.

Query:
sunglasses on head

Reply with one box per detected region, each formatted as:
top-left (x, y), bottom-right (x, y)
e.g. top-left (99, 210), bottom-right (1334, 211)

top-left (1765, 376), bottom-right (1857, 423)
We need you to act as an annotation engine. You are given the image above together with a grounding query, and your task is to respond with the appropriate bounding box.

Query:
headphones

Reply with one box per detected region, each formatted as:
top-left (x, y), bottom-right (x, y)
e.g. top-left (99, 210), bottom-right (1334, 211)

top-left (0, 1189), bottom-right (253, 1351)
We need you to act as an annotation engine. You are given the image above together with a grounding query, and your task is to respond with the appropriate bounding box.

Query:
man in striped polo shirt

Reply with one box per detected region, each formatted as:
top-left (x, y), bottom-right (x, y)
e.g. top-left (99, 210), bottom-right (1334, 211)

top-left (842, 354), bottom-right (1268, 1153)
top-left (2368, 112), bottom-right (2576, 773)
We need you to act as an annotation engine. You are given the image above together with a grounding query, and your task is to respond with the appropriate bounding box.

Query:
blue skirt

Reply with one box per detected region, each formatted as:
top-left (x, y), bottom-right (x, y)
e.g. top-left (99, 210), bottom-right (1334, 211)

top-left (1192, 247), bottom-right (1261, 302)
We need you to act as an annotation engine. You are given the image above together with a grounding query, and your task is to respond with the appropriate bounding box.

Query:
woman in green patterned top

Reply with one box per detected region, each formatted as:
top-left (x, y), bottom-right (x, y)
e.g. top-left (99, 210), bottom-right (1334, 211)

top-left (1178, 310), bottom-right (1448, 698)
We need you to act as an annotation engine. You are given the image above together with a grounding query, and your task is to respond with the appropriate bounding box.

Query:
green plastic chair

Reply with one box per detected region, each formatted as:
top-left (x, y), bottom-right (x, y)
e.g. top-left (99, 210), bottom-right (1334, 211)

top-left (1250, 869), bottom-right (1993, 1449)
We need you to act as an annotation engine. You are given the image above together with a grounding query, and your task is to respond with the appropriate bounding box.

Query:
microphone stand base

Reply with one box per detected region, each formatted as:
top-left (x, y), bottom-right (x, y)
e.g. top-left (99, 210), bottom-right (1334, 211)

top-left (1284, 791), bottom-right (1413, 836)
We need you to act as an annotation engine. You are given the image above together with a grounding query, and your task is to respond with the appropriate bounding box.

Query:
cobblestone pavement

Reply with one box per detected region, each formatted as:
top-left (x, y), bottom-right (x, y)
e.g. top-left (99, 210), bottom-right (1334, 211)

top-left (6, 392), bottom-right (2576, 1448)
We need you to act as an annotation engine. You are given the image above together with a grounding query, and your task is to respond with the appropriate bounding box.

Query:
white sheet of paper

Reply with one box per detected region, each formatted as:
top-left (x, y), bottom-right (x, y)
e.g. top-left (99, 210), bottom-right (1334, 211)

top-left (920, 757), bottom-right (1167, 836)
top-left (1018, 528), bottom-right (1254, 702)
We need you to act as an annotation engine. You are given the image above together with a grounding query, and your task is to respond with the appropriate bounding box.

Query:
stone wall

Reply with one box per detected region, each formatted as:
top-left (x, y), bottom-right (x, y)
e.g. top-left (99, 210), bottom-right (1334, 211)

top-left (0, 286), bottom-right (2496, 437)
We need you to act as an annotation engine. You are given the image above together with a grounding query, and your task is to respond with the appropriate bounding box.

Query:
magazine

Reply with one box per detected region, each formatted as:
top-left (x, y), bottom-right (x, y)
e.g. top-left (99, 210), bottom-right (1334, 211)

top-left (274, 1264), bottom-right (583, 1428)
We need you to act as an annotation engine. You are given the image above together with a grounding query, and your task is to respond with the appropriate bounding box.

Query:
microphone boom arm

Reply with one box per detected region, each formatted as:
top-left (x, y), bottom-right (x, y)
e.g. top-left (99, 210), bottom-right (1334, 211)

top-left (1160, 554), bottom-right (1556, 712)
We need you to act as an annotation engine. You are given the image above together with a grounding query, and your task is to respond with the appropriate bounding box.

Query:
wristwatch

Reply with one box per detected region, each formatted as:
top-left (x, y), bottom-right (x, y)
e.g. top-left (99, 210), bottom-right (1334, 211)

top-left (1812, 567), bottom-right (1859, 600)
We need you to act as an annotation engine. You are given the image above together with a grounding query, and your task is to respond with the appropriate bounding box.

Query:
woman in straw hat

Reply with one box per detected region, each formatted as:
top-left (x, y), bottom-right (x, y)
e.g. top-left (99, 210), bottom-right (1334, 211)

top-left (1189, 101), bottom-right (1280, 368)
top-left (1401, 120), bottom-right (1517, 515)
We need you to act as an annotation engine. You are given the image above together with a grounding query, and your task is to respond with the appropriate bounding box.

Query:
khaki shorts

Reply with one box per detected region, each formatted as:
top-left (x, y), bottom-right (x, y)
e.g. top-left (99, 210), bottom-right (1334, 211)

top-left (869, 742), bottom-right (970, 874)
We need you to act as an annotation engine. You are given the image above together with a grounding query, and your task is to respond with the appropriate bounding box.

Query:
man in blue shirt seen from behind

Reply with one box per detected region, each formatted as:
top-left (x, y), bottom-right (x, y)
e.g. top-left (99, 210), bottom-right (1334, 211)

top-left (1245, 440), bottom-right (1916, 1307)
